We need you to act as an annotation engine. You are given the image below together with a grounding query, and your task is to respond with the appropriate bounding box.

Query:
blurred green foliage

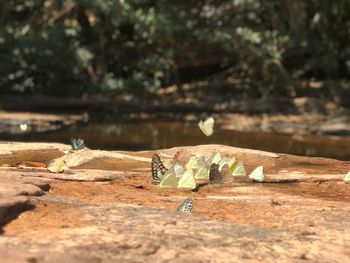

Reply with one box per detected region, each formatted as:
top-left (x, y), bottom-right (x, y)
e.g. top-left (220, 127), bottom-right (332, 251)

top-left (0, 0), bottom-right (349, 96)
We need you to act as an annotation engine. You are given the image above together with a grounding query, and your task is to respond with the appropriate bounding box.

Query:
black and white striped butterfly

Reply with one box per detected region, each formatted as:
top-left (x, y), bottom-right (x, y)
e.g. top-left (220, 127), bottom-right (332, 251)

top-left (177, 198), bottom-right (193, 213)
top-left (151, 154), bottom-right (168, 184)
top-left (209, 163), bottom-right (231, 184)
top-left (70, 138), bottom-right (85, 150)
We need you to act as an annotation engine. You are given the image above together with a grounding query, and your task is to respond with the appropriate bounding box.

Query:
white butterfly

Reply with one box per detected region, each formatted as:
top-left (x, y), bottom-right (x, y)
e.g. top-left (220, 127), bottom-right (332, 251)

top-left (219, 156), bottom-right (236, 170)
top-left (249, 166), bottom-right (264, 182)
top-left (231, 161), bottom-right (246, 177)
top-left (185, 155), bottom-right (206, 170)
top-left (198, 117), bottom-right (214, 136)
top-left (207, 152), bottom-right (221, 165)
top-left (194, 166), bottom-right (209, 181)
top-left (344, 171), bottom-right (350, 183)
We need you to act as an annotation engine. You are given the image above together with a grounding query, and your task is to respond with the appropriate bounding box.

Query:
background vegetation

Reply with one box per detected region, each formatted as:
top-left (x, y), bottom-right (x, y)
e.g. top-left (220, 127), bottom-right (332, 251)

top-left (1, 0), bottom-right (350, 98)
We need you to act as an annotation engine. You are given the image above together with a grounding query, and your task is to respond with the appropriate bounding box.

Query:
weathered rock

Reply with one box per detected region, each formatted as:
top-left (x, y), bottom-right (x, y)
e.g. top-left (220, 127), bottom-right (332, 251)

top-left (0, 168), bottom-right (127, 182)
top-left (1, 199), bottom-right (349, 262)
top-left (0, 142), bottom-right (349, 262)
top-left (0, 174), bottom-right (49, 226)
top-left (0, 142), bottom-right (68, 166)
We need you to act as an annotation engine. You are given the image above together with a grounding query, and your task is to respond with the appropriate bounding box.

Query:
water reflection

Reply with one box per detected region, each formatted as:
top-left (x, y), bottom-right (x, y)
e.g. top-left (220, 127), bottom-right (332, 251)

top-left (0, 120), bottom-right (349, 160)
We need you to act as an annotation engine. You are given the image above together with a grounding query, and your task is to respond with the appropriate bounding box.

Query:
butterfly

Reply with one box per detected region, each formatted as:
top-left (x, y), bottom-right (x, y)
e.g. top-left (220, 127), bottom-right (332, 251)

top-left (208, 152), bottom-right (221, 165)
top-left (178, 169), bottom-right (197, 190)
top-left (209, 163), bottom-right (232, 184)
top-left (177, 198), bottom-right (193, 213)
top-left (70, 138), bottom-right (85, 150)
top-left (198, 117), bottom-right (214, 136)
top-left (163, 151), bottom-right (182, 169)
top-left (173, 151), bottom-right (182, 163)
top-left (159, 170), bottom-right (178, 188)
top-left (185, 155), bottom-right (206, 170)
top-left (194, 166), bottom-right (209, 181)
top-left (231, 161), bottom-right (246, 177)
top-left (249, 166), bottom-right (264, 182)
top-left (344, 171), bottom-right (350, 183)
top-left (151, 154), bottom-right (168, 184)
top-left (218, 156), bottom-right (236, 170)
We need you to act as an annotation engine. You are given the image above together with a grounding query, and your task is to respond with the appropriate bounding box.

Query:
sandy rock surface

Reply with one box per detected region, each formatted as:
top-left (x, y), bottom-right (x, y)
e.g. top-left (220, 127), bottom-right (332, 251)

top-left (0, 142), bottom-right (349, 262)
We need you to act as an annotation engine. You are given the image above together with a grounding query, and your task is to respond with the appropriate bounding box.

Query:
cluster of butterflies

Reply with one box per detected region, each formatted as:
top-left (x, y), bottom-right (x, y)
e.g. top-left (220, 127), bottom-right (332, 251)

top-left (151, 151), bottom-right (264, 191)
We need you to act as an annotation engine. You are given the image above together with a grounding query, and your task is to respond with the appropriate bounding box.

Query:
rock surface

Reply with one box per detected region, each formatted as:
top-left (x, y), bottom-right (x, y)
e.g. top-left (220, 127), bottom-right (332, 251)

top-left (0, 142), bottom-right (349, 262)
top-left (0, 173), bottom-right (49, 227)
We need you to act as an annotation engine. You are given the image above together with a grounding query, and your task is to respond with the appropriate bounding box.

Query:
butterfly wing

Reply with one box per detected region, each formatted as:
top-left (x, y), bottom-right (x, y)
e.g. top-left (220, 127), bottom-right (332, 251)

top-left (70, 138), bottom-right (77, 150)
top-left (208, 152), bottom-right (222, 165)
top-left (76, 138), bottom-right (85, 150)
top-left (70, 138), bottom-right (85, 150)
top-left (173, 151), bottom-right (182, 163)
top-left (249, 166), bottom-right (264, 182)
top-left (221, 164), bottom-right (234, 184)
top-left (151, 154), bottom-right (168, 184)
top-left (345, 171), bottom-right (350, 182)
top-left (209, 163), bottom-right (223, 183)
top-left (198, 117), bottom-right (214, 136)
top-left (177, 198), bottom-right (193, 213)
top-left (231, 162), bottom-right (246, 177)
top-left (178, 170), bottom-right (196, 190)
top-left (174, 163), bottom-right (185, 177)
top-left (209, 163), bottom-right (232, 184)
top-left (219, 156), bottom-right (235, 170)
top-left (194, 166), bottom-right (209, 181)
top-left (159, 171), bottom-right (178, 188)
top-left (162, 159), bottom-right (173, 170)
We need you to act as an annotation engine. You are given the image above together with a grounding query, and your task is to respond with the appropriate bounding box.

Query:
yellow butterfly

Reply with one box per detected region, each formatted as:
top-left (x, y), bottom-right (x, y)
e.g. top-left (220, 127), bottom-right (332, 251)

top-left (159, 170), bottom-right (178, 188)
top-left (178, 169), bottom-right (197, 190)
top-left (198, 117), bottom-right (214, 136)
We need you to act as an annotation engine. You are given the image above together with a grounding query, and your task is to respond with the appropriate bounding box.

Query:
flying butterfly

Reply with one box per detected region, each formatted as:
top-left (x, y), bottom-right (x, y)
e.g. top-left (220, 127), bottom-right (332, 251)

top-left (177, 198), bottom-right (193, 213)
top-left (70, 138), bottom-right (85, 150)
top-left (151, 154), bottom-right (168, 184)
top-left (198, 117), bottom-right (214, 136)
